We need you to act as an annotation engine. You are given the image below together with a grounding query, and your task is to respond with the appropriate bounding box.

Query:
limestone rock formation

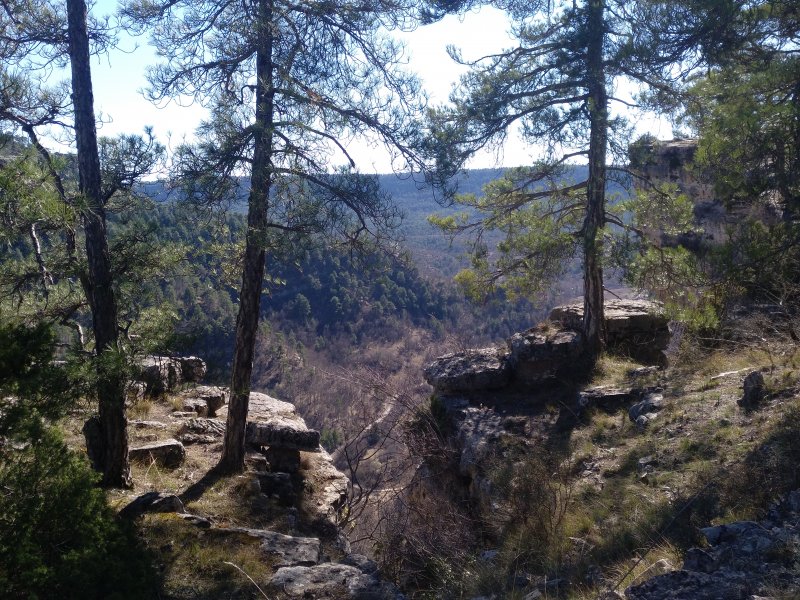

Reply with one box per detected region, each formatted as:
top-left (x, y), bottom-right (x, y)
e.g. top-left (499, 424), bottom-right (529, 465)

top-left (138, 355), bottom-right (207, 396)
top-left (550, 299), bottom-right (670, 365)
top-left (507, 326), bottom-right (583, 384)
top-left (246, 416), bottom-right (321, 451)
top-left (208, 527), bottom-right (321, 568)
top-left (423, 347), bottom-right (511, 393)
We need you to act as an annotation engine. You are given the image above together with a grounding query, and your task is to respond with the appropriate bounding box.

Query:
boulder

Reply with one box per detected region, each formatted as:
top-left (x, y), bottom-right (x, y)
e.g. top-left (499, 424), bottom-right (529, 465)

top-left (628, 392), bottom-right (665, 425)
top-left (119, 491), bottom-right (185, 519)
top-left (506, 326), bottom-right (584, 384)
top-left (138, 356), bottom-right (182, 396)
top-left (129, 439), bottom-right (186, 468)
top-left (194, 385), bottom-right (228, 416)
top-left (550, 299), bottom-right (670, 365)
top-left (739, 371), bottom-right (766, 409)
top-left (246, 417), bottom-right (320, 451)
top-left (178, 356), bottom-right (206, 382)
top-left (423, 347), bottom-right (511, 393)
top-left (137, 355), bottom-right (207, 396)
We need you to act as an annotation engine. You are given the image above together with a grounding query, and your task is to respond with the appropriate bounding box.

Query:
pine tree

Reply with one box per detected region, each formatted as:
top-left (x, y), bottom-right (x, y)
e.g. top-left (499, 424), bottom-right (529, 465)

top-left (124, 0), bottom-right (425, 472)
top-left (424, 0), bottom-right (703, 358)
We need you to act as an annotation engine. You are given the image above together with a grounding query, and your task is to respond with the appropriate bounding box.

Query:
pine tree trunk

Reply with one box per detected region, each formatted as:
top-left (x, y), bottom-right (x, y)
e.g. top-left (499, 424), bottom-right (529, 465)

top-left (218, 0), bottom-right (275, 473)
top-left (67, 0), bottom-right (131, 487)
top-left (582, 0), bottom-right (608, 359)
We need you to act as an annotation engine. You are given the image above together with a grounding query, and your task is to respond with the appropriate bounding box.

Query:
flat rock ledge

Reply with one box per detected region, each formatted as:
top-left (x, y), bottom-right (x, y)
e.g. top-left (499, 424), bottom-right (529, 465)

top-left (246, 417), bottom-right (320, 452)
top-left (208, 527), bottom-right (321, 568)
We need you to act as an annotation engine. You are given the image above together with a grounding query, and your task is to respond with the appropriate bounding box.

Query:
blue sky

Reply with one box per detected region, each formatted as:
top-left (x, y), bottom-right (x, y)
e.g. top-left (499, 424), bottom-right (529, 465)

top-left (85, 1), bottom-right (672, 174)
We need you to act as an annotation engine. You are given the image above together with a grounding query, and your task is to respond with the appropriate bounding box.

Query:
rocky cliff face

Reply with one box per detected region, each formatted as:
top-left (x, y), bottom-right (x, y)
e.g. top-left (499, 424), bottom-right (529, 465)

top-left (422, 299), bottom-right (669, 515)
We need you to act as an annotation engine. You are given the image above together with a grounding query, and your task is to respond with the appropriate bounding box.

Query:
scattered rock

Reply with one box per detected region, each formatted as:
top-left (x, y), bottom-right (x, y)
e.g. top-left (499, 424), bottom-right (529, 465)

top-left (119, 492), bottom-right (185, 519)
top-left (181, 398), bottom-right (208, 417)
top-left (180, 385), bottom-right (228, 417)
top-left (629, 366), bottom-right (661, 379)
top-left (270, 562), bottom-right (403, 598)
top-left (176, 513), bottom-right (212, 528)
top-left (423, 347), bottom-right (511, 393)
top-left (627, 489), bottom-right (800, 599)
top-left (129, 439), bottom-right (186, 468)
top-left (507, 326), bottom-right (584, 384)
top-left (739, 371), bottom-right (766, 409)
top-left (578, 386), bottom-right (635, 412)
top-left (169, 411), bottom-right (197, 419)
top-left (629, 392), bottom-right (665, 423)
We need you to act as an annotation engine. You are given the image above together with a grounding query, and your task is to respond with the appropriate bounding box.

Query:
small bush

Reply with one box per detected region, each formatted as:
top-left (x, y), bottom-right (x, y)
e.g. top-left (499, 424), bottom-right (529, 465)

top-left (0, 322), bottom-right (157, 599)
top-left (0, 430), bottom-right (157, 599)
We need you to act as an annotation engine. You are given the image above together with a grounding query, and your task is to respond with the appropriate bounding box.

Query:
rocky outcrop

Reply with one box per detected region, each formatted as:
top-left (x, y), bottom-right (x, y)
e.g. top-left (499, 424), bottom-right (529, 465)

top-left (507, 326), bottom-right (583, 384)
top-left (626, 490), bottom-right (800, 599)
top-left (246, 417), bottom-right (320, 451)
top-left (424, 300), bottom-right (668, 396)
top-left (138, 355), bottom-right (207, 396)
top-left (423, 347), bottom-right (511, 392)
top-left (242, 392), bottom-right (322, 474)
top-left (550, 299), bottom-right (670, 365)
